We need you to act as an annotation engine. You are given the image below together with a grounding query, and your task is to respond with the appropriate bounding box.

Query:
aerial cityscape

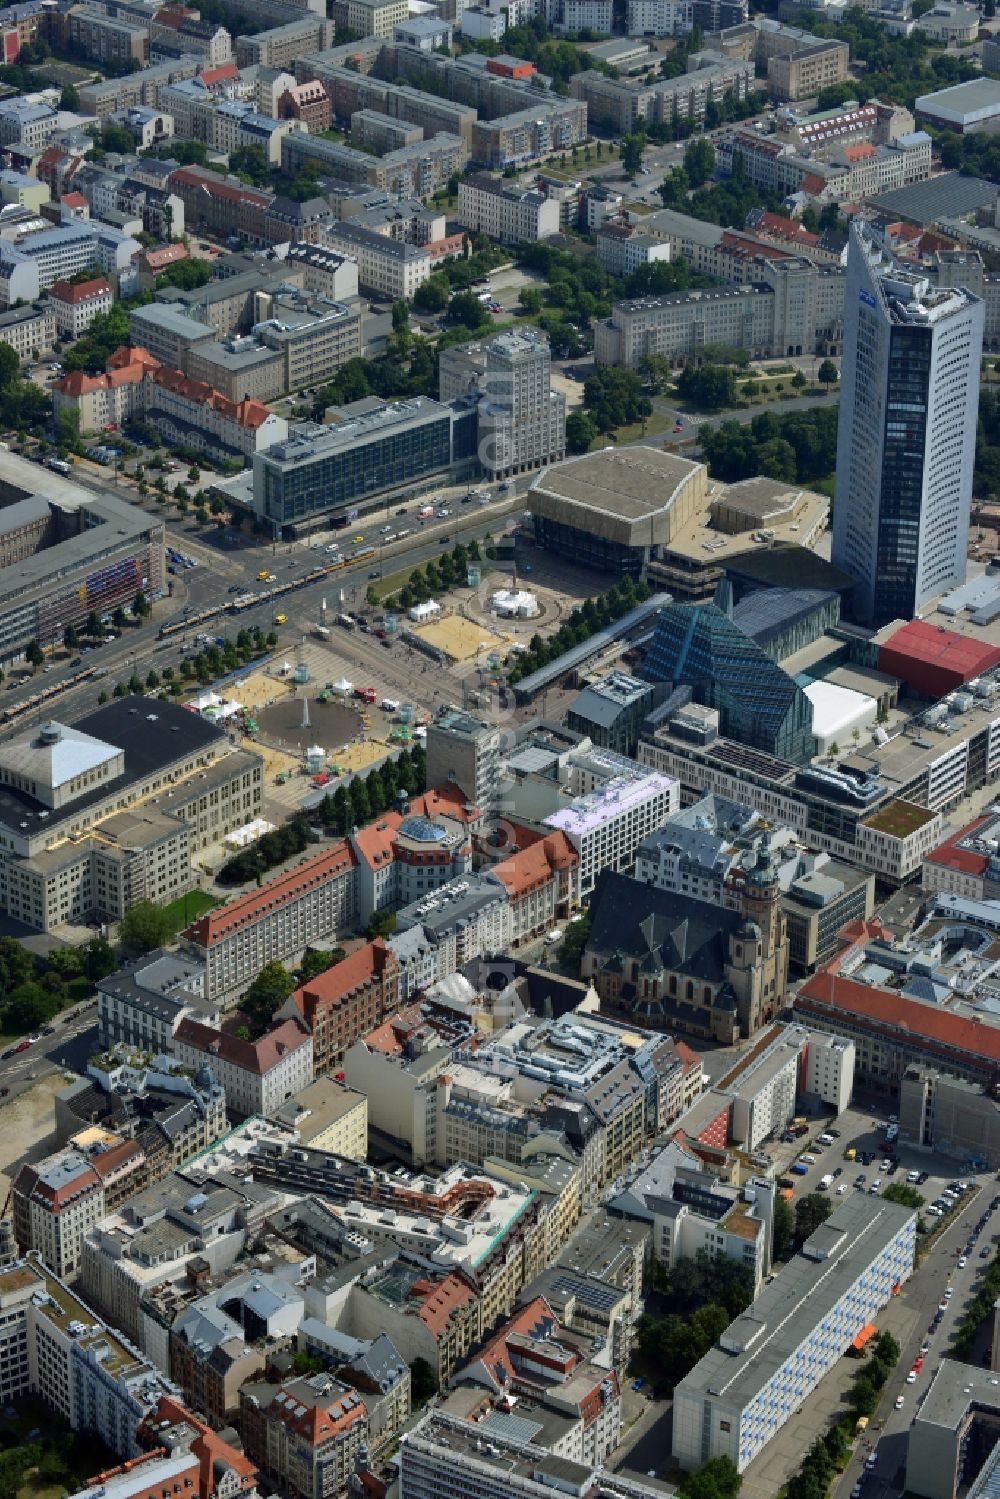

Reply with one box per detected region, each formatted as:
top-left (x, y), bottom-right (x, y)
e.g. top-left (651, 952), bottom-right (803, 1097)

top-left (1, 0), bottom-right (1000, 1497)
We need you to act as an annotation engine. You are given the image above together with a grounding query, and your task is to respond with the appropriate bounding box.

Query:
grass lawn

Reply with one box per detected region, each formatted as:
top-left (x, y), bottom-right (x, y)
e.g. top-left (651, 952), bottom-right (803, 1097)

top-left (160, 888), bottom-right (218, 936)
top-left (590, 411), bottom-right (673, 449)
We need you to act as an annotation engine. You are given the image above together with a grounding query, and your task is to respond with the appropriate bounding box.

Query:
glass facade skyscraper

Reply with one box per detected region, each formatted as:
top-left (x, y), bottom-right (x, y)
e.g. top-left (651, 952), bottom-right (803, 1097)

top-left (832, 223), bottom-right (983, 628)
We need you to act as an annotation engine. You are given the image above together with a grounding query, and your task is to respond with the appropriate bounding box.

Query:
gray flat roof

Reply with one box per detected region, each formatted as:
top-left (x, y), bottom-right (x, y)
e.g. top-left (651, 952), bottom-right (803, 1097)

top-left (870, 171), bottom-right (997, 227)
top-left (530, 447), bottom-right (703, 522)
top-left (915, 1359), bottom-right (1000, 1432)
top-left (675, 1196), bottom-right (913, 1414)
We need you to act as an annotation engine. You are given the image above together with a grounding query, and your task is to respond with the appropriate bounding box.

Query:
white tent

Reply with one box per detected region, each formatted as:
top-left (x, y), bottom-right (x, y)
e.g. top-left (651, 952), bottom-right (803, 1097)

top-left (332, 677), bottom-right (353, 694)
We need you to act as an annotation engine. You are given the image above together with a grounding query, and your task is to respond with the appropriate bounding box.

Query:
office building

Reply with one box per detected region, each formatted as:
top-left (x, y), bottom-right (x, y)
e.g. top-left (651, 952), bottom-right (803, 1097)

top-left (180, 841), bottom-right (358, 1003)
top-left (0, 221), bottom-right (140, 308)
top-left (235, 15), bottom-right (334, 67)
top-left (68, 9), bottom-right (149, 65)
top-left (832, 224), bottom-right (983, 627)
top-left (900, 1065), bottom-right (1000, 1170)
top-left (642, 594), bottom-right (817, 765)
top-left (566, 672), bottom-right (664, 757)
top-left (96, 949), bottom-right (215, 1054)
top-left (324, 220), bottom-right (433, 300)
top-left (535, 752), bottom-right (678, 895)
top-left (673, 1195), bottom-right (915, 1472)
top-left (398, 1411), bottom-right (664, 1499)
top-left (172, 1015), bottom-right (313, 1119)
top-left (915, 77), bottom-right (1000, 132)
top-left (474, 330), bottom-right (566, 479)
top-left (0, 300), bottom-right (55, 358)
top-left (426, 710), bottom-right (504, 810)
top-left (269, 1074), bottom-right (368, 1160)
top-left (286, 938), bottom-right (400, 1075)
top-left (906, 1360), bottom-right (1000, 1499)
top-left (333, 0), bottom-right (408, 33)
top-left (252, 399), bottom-right (456, 533)
top-left (923, 810), bottom-right (1000, 901)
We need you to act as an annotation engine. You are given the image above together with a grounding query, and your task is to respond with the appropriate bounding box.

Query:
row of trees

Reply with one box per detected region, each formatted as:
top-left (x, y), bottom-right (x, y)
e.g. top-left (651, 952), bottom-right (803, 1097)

top-left (218, 814), bottom-right (319, 886)
top-left (700, 407), bottom-right (840, 486)
top-left (379, 540), bottom-right (481, 612)
top-left (314, 745), bottom-right (428, 837)
top-left (953, 1243), bottom-right (1000, 1359)
top-left (848, 1328), bottom-right (901, 1420)
top-left (506, 578), bottom-right (651, 686)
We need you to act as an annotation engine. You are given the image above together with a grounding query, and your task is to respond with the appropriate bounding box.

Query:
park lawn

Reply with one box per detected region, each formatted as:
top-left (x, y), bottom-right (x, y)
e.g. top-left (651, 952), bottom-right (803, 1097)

top-left (160, 888), bottom-right (218, 936)
top-left (589, 410), bottom-right (672, 449)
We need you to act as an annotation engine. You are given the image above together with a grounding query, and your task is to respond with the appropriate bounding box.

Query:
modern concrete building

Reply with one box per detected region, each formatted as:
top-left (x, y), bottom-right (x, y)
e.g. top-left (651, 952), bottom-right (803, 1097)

top-left (673, 1194), bottom-right (916, 1472)
top-left (832, 222), bottom-right (983, 627)
top-left (906, 1360), bottom-right (1000, 1499)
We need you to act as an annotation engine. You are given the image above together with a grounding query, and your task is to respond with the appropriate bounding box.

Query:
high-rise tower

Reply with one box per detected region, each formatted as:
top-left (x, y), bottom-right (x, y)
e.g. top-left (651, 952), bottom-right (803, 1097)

top-left (832, 222), bottom-right (983, 627)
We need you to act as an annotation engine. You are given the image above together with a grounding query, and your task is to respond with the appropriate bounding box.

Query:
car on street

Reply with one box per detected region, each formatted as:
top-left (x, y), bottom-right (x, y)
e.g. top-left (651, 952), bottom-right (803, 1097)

top-left (921, 1342), bottom-right (931, 1354)
top-left (906, 1370), bottom-right (917, 1384)
top-left (14, 1040), bottom-right (30, 1053)
top-left (1, 1048), bottom-right (14, 1058)
top-left (959, 1255), bottom-right (968, 1267)
top-left (984, 1248), bottom-right (992, 1258)
top-left (895, 1395), bottom-right (905, 1411)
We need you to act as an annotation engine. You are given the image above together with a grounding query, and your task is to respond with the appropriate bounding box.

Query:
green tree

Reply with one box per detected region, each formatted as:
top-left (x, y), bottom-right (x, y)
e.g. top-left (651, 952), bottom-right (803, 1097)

top-left (63, 623), bottom-right (79, 650)
top-left (410, 1356), bottom-right (437, 1407)
top-left (772, 1191), bottom-right (794, 1260)
top-left (566, 409), bottom-right (597, 454)
top-left (676, 363), bottom-right (736, 410)
top-left (883, 1181), bottom-right (923, 1210)
top-left (82, 934), bottom-right (116, 981)
top-left (156, 258), bottom-right (212, 292)
top-left (25, 639), bottom-right (43, 671)
top-left (678, 1456), bottom-right (741, 1499)
top-left (684, 135), bottom-right (716, 188)
top-left (229, 144), bottom-right (271, 185)
top-left (519, 287), bottom-right (543, 315)
top-left (558, 911), bottom-right (591, 974)
top-left (818, 358), bottom-right (839, 384)
top-left (413, 274), bottom-right (450, 312)
top-left (794, 1192), bottom-right (833, 1247)
top-left (60, 83), bottom-right (80, 109)
top-left (368, 909), bottom-right (397, 939)
top-left (621, 131), bottom-right (645, 176)
top-left (132, 589), bottom-right (150, 618)
top-left (119, 898), bottom-right (171, 953)
top-left (241, 960), bottom-right (295, 1036)
top-left (448, 291), bottom-right (491, 329)
top-left (299, 947), bottom-right (346, 982)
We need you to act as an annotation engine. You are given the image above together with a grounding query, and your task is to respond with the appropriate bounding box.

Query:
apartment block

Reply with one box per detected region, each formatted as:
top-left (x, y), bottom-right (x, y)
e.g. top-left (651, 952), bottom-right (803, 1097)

top-left (570, 53), bottom-right (754, 131)
top-left (173, 1015), bottom-right (313, 1118)
top-left (68, 9), bottom-right (149, 65)
top-left (0, 300), bottom-right (54, 357)
top-left (235, 14), bottom-right (334, 67)
top-left (48, 275), bottom-right (112, 339)
top-left (324, 220), bottom-right (433, 299)
top-left (470, 100), bottom-right (586, 169)
top-left (333, 0), bottom-right (408, 34)
top-left (458, 173), bottom-right (560, 242)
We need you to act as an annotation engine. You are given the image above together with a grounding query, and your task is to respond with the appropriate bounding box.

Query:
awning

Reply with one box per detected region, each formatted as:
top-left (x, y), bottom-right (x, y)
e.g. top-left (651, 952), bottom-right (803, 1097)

top-left (851, 1322), bottom-right (876, 1352)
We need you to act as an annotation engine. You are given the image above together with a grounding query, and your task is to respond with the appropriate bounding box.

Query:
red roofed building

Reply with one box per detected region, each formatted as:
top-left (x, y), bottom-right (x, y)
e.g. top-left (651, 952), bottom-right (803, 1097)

top-left (181, 841), bottom-right (358, 1003)
top-left (287, 939), bottom-right (399, 1075)
top-left (12, 1132), bottom-right (147, 1277)
top-left (922, 812), bottom-right (1000, 901)
top-left (49, 276), bottom-right (112, 338)
top-left (876, 618), bottom-right (1000, 697)
top-left (52, 343), bottom-right (288, 456)
top-left (168, 166), bottom-right (271, 245)
top-left (240, 1374), bottom-right (368, 1499)
top-left (489, 830), bottom-right (579, 943)
top-left (278, 80), bottom-right (331, 132)
top-left (137, 1396), bottom-right (259, 1499)
top-left (794, 917), bottom-right (1000, 1089)
top-left (173, 1014), bottom-right (313, 1117)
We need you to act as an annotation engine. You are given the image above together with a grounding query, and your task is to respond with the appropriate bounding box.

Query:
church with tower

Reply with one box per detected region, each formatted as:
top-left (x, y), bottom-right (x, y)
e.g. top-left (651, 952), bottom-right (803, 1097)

top-left (582, 853), bottom-right (789, 1044)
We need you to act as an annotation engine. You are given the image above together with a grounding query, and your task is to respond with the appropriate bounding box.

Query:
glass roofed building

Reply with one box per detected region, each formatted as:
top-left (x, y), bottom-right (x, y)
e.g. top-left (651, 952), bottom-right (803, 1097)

top-left (642, 587), bottom-right (817, 766)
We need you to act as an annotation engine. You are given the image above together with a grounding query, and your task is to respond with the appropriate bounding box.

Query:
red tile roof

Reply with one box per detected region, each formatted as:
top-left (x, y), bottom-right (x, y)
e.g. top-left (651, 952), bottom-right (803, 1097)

top-left (140, 1396), bottom-right (258, 1498)
top-left (354, 1001), bottom-right (424, 1056)
top-left (174, 1015), bottom-right (311, 1074)
top-left (797, 968), bottom-right (1000, 1069)
top-left (352, 813), bottom-right (401, 869)
top-left (491, 831), bottom-right (578, 900)
top-left (169, 166), bottom-right (271, 209)
top-left (60, 191), bottom-right (87, 209)
top-left (841, 142), bottom-right (877, 162)
top-left (290, 939), bottom-right (395, 1021)
top-left (184, 841), bottom-right (357, 949)
top-left (414, 1269), bottom-right (477, 1335)
top-left (267, 1382), bottom-right (367, 1445)
top-left (408, 784), bottom-right (481, 823)
top-left (50, 276), bottom-right (111, 305)
top-left (140, 243), bottom-right (189, 270)
top-left (200, 61), bottom-right (239, 86)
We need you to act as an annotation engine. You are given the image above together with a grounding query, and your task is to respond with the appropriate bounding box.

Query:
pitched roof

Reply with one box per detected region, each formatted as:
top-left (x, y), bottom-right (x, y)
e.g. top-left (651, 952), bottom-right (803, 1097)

top-left (797, 968), bottom-right (1000, 1069)
top-left (174, 1014), bottom-right (310, 1074)
top-left (587, 868), bottom-right (741, 984)
top-left (50, 276), bottom-right (111, 304)
top-left (841, 141), bottom-right (877, 161)
top-left (491, 830), bottom-right (578, 900)
top-left (290, 939), bottom-right (395, 1021)
top-left (184, 841), bottom-right (358, 949)
top-left (200, 61), bottom-right (239, 86)
top-left (140, 243), bottom-right (189, 270)
top-left (351, 813), bottom-right (401, 870)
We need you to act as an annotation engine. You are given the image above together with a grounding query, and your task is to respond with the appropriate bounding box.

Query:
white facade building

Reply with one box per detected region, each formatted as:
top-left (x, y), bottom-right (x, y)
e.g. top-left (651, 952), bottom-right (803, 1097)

top-left (477, 330), bottom-right (566, 479)
top-left (172, 1015), bottom-right (313, 1117)
top-left (543, 754), bottom-right (679, 894)
top-left (626, 0), bottom-right (694, 33)
top-left (458, 175), bottom-right (560, 243)
top-left (832, 222), bottom-right (984, 627)
top-left (672, 1195), bottom-right (916, 1473)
